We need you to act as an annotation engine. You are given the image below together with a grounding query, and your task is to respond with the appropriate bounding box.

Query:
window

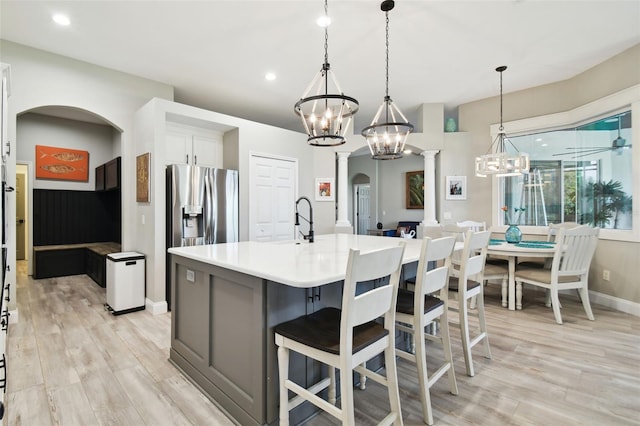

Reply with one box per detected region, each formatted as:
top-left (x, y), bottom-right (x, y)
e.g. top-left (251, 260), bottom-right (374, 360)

top-left (491, 85), bottom-right (639, 242)
top-left (504, 111), bottom-right (632, 230)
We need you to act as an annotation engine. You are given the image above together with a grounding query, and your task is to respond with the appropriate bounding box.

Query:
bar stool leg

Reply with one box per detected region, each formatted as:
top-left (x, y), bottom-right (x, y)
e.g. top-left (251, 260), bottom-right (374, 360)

top-left (277, 345), bottom-right (290, 426)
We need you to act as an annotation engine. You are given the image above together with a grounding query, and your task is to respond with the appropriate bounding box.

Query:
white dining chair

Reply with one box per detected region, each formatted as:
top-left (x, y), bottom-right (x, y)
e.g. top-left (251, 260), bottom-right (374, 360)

top-left (547, 222), bottom-right (580, 242)
top-left (448, 230), bottom-right (492, 377)
top-left (395, 236), bottom-right (457, 425)
top-left (518, 222), bottom-right (582, 269)
top-left (274, 243), bottom-right (405, 426)
top-left (456, 220), bottom-right (486, 232)
top-left (514, 225), bottom-right (599, 324)
top-left (482, 262), bottom-right (509, 308)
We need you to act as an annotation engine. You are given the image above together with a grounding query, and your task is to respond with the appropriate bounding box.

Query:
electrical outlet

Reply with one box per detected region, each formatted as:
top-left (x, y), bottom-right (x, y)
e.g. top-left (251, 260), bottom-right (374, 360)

top-left (603, 270), bottom-right (610, 281)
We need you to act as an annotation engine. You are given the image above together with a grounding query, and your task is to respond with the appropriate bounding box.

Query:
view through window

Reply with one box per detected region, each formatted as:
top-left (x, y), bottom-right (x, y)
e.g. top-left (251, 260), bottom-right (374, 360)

top-left (501, 111), bottom-right (633, 230)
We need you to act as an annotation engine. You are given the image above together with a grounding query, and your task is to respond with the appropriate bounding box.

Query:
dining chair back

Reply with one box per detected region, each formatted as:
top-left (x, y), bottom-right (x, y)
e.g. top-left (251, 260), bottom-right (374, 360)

top-left (515, 225), bottom-right (599, 324)
top-left (395, 236), bottom-right (457, 425)
top-left (547, 222), bottom-right (580, 242)
top-left (456, 220), bottom-right (487, 232)
top-left (448, 230), bottom-right (492, 377)
top-left (274, 243), bottom-right (405, 425)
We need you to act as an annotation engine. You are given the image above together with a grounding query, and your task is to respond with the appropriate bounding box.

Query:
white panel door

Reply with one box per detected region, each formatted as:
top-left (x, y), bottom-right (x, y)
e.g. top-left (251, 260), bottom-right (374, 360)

top-left (356, 184), bottom-right (371, 235)
top-left (250, 154), bottom-right (297, 242)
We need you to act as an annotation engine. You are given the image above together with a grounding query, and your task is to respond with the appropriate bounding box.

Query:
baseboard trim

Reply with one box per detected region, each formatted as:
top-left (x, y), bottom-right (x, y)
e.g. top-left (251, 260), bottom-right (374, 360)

top-left (145, 298), bottom-right (168, 315)
top-left (524, 286), bottom-right (639, 317)
top-left (588, 290), bottom-right (640, 317)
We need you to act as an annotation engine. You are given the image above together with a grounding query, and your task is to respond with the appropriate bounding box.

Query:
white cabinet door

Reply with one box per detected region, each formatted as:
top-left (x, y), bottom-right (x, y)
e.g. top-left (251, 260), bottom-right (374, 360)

top-left (166, 128), bottom-right (190, 165)
top-left (192, 134), bottom-right (222, 168)
top-left (165, 123), bottom-right (223, 168)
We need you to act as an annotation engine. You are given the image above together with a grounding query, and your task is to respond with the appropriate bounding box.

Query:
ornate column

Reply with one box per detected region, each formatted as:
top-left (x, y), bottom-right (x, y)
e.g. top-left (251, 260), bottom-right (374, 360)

top-left (335, 152), bottom-right (352, 233)
top-left (421, 150), bottom-right (439, 226)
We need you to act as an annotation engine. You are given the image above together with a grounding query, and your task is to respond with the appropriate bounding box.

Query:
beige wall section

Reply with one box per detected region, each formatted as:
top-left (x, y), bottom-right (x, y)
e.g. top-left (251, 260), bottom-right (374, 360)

top-left (457, 43), bottom-right (640, 305)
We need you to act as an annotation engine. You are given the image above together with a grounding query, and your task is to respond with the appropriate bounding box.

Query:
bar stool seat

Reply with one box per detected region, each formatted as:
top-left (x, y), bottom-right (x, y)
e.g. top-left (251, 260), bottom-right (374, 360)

top-left (274, 307), bottom-right (388, 355)
top-left (396, 289), bottom-right (443, 315)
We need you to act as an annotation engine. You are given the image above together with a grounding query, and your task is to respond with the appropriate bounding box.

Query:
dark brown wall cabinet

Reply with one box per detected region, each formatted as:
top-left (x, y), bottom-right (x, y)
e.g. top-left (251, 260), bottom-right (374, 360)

top-left (95, 164), bottom-right (105, 191)
top-left (95, 157), bottom-right (120, 192)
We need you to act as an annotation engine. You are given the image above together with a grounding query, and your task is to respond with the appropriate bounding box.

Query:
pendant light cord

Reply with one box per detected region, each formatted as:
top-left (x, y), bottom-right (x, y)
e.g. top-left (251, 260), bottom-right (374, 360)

top-left (324, 0), bottom-right (329, 66)
top-left (385, 11), bottom-right (389, 99)
top-left (499, 67), bottom-right (504, 132)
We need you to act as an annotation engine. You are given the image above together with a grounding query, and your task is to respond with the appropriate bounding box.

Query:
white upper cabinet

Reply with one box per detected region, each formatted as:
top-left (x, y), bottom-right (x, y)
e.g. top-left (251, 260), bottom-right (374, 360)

top-left (166, 122), bottom-right (223, 168)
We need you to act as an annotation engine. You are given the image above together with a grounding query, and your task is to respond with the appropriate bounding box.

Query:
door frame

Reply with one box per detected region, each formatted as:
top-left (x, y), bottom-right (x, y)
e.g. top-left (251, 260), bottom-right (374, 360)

top-left (16, 161), bottom-right (33, 275)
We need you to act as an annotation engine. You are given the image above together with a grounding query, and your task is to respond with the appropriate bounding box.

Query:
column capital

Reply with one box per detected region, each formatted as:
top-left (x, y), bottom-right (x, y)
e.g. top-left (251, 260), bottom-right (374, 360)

top-left (336, 151), bottom-right (351, 160)
top-left (420, 150), bottom-right (440, 159)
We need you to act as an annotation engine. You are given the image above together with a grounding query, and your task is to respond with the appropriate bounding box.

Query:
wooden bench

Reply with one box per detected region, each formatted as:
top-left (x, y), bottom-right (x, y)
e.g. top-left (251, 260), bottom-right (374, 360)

top-left (33, 242), bottom-right (121, 287)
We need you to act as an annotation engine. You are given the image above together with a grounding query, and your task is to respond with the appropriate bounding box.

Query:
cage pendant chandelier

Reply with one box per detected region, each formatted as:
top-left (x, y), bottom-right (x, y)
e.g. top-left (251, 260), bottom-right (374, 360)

top-left (294, 0), bottom-right (359, 146)
top-left (361, 0), bottom-right (414, 160)
top-left (475, 66), bottom-right (530, 177)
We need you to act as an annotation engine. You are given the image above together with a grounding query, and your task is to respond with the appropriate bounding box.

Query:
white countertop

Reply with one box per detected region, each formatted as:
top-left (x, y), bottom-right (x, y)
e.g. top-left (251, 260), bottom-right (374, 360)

top-left (168, 233), bottom-right (421, 288)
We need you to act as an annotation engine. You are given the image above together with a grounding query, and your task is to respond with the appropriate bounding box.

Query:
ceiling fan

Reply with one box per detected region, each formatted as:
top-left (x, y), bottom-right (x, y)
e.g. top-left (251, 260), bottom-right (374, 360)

top-left (553, 114), bottom-right (632, 158)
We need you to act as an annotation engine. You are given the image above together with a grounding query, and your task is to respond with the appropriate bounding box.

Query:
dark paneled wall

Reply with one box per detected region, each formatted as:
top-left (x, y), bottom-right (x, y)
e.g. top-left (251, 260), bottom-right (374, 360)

top-left (34, 189), bottom-right (121, 246)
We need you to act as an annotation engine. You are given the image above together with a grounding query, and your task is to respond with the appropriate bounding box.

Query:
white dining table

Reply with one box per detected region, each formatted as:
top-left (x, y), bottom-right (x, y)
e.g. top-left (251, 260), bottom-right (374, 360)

top-left (486, 240), bottom-right (557, 310)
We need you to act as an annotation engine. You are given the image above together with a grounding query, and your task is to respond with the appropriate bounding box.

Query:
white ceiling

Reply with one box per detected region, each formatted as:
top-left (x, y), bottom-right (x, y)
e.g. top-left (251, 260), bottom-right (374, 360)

top-left (1, 0), bottom-right (639, 133)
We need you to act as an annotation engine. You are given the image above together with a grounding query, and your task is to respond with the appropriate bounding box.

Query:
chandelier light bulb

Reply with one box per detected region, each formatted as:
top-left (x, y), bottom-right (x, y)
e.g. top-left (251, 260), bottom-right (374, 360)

top-left (316, 14), bottom-right (331, 27)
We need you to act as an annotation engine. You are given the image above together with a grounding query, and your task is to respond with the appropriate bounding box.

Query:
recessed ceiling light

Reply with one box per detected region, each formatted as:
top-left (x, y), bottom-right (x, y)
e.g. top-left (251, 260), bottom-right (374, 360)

top-left (52, 13), bottom-right (70, 26)
top-left (316, 14), bottom-right (331, 27)
top-left (265, 72), bottom-right (276, 81)
top-left (535, 138), bottom-right (543, 142)
top-left (541, 143), bottom-right (548, 147)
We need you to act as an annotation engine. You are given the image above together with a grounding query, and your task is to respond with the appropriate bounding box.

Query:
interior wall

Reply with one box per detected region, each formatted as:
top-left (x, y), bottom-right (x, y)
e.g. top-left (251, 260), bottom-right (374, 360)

top-left (1, 40), bottom-right (174, 314)
top-left (378, 154), bottom-right (425, 226)
top-left (348, 153), bottom-right (424, 229)
top-left (16, 113), bottom-right (115, 191)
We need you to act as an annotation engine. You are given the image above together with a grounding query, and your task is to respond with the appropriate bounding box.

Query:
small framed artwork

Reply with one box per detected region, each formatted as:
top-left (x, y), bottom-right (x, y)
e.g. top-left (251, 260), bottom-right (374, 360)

top-left (406, 170), bottom-right (424, 209)
top-left (35, 145), bottom-right (89, 182)
top-left (445, 175), bottom-right (467, 200)
top-left (315, 178), bottom-right (334, 201)
top-left (136, 152), bottom-right (151, 203)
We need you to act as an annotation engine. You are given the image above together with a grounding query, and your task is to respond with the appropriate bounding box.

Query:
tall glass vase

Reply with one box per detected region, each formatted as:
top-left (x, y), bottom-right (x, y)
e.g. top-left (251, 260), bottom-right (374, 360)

top-left (505, 224), bottom-right (522, 244)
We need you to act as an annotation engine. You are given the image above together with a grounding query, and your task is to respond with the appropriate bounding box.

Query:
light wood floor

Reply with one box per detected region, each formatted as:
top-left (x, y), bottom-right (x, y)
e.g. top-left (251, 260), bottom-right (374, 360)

top-left (7, 261), bottom-right (640, 425)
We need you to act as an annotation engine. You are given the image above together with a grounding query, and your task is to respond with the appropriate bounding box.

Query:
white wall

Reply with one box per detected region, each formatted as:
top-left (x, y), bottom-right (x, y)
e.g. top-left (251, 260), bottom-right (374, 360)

top-left (133, 98), bottom-right (326, 310)
top-left (17, 113), bottom-right (115, 190)
top-left (1, 40), bottom-right (174, 314)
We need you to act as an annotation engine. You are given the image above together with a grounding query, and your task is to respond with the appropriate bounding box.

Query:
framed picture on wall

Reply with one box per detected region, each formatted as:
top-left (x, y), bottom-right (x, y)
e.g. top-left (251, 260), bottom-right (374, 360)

top-left (406, 170), bottom-right (424, 209)
top-left (35, 145), bottom-right (89, 182)
top-left (315, 178), bottom-right (334, 201)
top-left (136, 152), bottom-right (150, 202)
top-left (445, 175), bottom-right (467, 200)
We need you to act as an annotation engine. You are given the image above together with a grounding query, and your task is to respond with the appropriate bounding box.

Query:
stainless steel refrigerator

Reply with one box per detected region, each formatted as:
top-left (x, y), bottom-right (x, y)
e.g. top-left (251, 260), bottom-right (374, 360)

top-left (166, 164), bottom-right (238, 309)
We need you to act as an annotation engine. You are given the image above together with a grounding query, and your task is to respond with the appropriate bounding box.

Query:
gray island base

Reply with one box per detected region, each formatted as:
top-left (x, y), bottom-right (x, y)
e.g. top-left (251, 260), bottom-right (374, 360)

top-left (168, 234), bottom-right (420, 425)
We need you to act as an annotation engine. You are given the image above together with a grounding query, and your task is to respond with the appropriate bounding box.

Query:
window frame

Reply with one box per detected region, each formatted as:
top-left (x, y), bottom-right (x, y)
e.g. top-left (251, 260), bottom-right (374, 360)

top-left (490, 84), bottom-right (640, 242)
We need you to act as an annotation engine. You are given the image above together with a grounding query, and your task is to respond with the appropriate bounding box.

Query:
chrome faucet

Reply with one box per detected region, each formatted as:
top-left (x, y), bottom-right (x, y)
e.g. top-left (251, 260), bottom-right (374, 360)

top-left (295, 196), bottom-right (314, 243)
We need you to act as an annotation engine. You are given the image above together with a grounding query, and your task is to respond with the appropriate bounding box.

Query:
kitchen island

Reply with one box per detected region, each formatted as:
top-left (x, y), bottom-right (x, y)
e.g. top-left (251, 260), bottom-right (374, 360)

top-left (168, 233), bottom-right (421, 426)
